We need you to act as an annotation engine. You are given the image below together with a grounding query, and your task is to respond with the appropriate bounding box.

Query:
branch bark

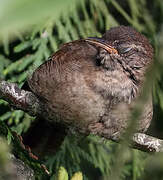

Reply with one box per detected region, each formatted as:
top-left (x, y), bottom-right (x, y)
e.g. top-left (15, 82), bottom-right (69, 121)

top-left (132, 133), bottom-right (163, 152)
top-left (0, 80), bottom-right (41, 116)
top-left (0, 79), bottom-right (163, 156)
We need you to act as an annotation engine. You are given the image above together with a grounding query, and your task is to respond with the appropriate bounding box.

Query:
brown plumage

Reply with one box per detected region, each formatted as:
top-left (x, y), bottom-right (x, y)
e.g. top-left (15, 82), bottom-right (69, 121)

top-left (27, 26), bottom-right (153, 139)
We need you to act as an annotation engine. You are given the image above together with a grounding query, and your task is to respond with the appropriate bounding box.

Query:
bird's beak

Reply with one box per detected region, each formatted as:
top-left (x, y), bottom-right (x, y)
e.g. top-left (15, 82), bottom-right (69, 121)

top-left (85, 37), bottom-right (118, 54)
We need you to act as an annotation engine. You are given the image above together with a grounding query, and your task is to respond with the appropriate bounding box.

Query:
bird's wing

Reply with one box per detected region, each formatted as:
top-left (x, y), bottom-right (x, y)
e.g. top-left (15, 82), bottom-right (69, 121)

top-left (27, 40), bottom-right (98, 99)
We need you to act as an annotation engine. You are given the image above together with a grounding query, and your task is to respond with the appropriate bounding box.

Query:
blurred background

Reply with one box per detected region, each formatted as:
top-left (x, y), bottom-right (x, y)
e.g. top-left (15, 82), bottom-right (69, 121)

top-left (0, 0), bottom-right (163, 179)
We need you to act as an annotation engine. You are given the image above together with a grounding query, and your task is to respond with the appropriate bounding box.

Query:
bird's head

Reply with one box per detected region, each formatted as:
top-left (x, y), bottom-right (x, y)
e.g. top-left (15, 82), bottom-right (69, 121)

top-left (85, 26), bottom-right (153, 86)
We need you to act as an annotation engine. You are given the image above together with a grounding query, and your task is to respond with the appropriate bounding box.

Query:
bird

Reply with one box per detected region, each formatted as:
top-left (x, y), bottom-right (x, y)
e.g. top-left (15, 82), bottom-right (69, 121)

top-left (26, 26), bottom-right (154, 140)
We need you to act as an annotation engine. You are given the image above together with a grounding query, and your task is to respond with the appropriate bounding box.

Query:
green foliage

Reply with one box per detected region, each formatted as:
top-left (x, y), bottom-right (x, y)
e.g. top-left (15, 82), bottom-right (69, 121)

top-left (0, 122), bottom-right (49, 177)
top-left (45, 135), bottom-right (146, 180)
top-left (0, 137), bottom-right (11, 179)
top-left (0, 0), bottom-right (79, 41)
top-left (57, 167), bottom-right (69, 180)
top-left (0, 137), bottom-right (10, 165)
top-left (71, 172), bottom-right (83, 180)
top-left (0, 0), bottom-right (163, 180)
top-left (54, 166), bottom-right (83, 180)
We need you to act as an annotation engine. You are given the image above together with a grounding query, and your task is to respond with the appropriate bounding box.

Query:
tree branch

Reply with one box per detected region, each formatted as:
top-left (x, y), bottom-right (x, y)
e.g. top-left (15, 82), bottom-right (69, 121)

top-left (0, 80), bottom-right (41, 116)
top-left (132, 133), bottom-right (163, 152)
top-left (0, 79), bottom-right (163, 154)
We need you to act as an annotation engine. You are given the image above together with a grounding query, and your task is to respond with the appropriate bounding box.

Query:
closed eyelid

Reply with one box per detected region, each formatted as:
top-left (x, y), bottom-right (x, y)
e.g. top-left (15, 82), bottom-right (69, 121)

top-left (118, 43), bottom-right (145, 54)
top-left (130, 44), bottom-right (146, 52)
top-left (123, 47), bottom-right (132, 53)
top-left (118, 46), bottom-right (132, 54)
top-left (131, 65), bottom-right (143, 70)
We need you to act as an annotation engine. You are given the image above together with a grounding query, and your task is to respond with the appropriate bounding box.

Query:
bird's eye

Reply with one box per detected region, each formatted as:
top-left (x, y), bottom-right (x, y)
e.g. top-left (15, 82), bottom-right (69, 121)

top-left (132, 65), bottom-right (142, 70)
top-left (118, 47), bottom-right (132, 54)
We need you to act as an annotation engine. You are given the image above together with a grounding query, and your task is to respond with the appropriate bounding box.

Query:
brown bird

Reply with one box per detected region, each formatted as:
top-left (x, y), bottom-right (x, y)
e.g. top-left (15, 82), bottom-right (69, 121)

top-left (27, 26), bottom-right (153, 140)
